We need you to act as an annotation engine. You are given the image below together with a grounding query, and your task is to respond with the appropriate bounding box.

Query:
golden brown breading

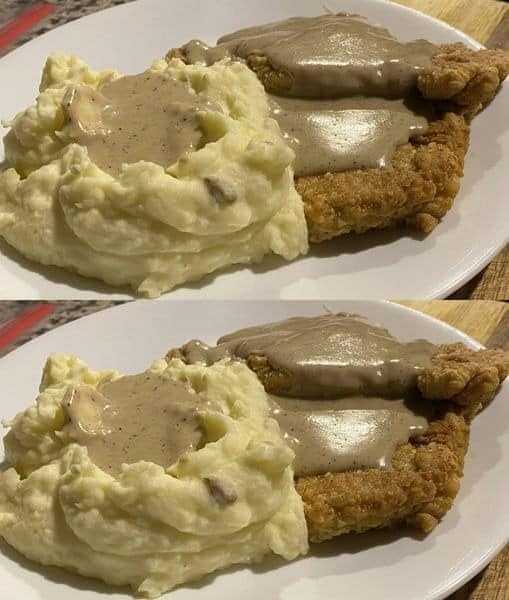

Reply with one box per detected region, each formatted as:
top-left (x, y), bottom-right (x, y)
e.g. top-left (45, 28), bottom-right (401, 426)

top-left (299, 412), bottom-right (469, 541)
top-left (292, 44), bottom-right (507, 242)
top-left (167, 342), bottom-right (508, 542)
top-left (167, 42), bottom-right (508, 243)
top-left (248, 345), bottom-right (507, 540)
top-left (169, 42), bottom-right (509, 121)
top-left (417, 343), bottom-right (509, 420)
top-left (417, 44), bottom-right (509, 120)
top-left (242, 43), bottom-right (509, 121)
top-left (242, 344), bottom-right (509, 418)
top-left (296, 112), bottom-right (469, 243)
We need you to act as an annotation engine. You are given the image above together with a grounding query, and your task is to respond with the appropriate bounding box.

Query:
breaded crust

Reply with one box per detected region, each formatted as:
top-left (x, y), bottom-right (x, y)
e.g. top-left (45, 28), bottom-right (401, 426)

top-left (417, 343), bottom-right (509, 420)
top-left (249, 344), bottom-right (508, 540)
top-left (167, 343), bottom-right (509, 542)
top-left (250, 43), bottom-right (507, 242)
top-left (296, 112), bottom-right (469, 243)
top-left (243, 344), bottom-right (509, 417)
top-left (241, 43), bottom-right (509, 120)
top-left (169, 42), bottom-right (507, 243)
top-left (417, 44), bottom-right (509, 119)
top-left (298, 411), bottom-right (469, 541)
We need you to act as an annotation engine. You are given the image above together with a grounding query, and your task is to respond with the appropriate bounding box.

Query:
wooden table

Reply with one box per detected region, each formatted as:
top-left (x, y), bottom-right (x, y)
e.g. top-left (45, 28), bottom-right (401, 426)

top-left (1, 299), bottom-right (508, 597)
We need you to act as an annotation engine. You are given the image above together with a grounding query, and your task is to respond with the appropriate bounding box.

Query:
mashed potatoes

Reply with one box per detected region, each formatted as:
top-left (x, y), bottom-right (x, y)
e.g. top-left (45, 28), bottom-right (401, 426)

top-left (0, 354), bottom-right (308, 596)
top-left (0, 54), bottom-right (308, 297)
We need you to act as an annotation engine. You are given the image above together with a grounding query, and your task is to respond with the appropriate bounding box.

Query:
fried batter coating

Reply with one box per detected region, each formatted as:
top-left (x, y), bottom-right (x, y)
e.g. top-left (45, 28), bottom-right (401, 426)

top-left (167, 342), bottom-right (508, 542)
top-left (417, 44), bottom-right (509, 119)
top-left (276, 43), bottom-right (505, 242)
top-left (417, 343), bottom-right (509, 420)
top-left (168, 41), bottom-right (507, 243)
top-left (241, 43), bottom-right (509, 120)
top-left (244, 344), bottom-right (509, 415)
top-left (247, 345), bottom-right (507, 540)
top-left (296, 112), bottom-right (469, 243)
top-left (298, 412), bottom-right (469, 541)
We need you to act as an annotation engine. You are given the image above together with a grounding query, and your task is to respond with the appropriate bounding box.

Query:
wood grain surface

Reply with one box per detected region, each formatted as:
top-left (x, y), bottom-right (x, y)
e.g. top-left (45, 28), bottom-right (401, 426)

top-left (450, 248), bottom-right (509, 301)
top-left (399, 300), bottom-right (509, 344)
top-left (399, 300), bottom-right (509, 600)
top-left (395, 0), bottom-right (507, 41)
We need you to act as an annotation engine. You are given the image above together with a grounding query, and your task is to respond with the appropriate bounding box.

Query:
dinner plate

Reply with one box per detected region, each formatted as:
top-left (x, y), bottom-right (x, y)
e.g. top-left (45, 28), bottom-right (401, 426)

top-left (0, 0), bottom-right (508, 299)
top-left (0, 299), bottom-right (508, 600)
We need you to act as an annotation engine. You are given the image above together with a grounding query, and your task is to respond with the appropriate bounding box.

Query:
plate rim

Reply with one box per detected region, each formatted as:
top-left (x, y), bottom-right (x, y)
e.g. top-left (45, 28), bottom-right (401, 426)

top-left (0, 298), bottom-right (485, 364)
top-left (0, 0), bottom-right (485, 64)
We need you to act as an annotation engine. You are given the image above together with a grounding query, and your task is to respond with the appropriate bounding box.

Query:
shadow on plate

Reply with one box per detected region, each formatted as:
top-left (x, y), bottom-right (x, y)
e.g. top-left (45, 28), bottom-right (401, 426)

top-left (0, 239), bottom-right (134, 298)
top-left (179, 224), bottom-right (441, 296)
top-left (182, 524), bottom-right (432, 593)
top-left (0, 523), bottom-right (429, 596)
top-left (0, 222), bottom-right (439, 299)
top-left (0, 539), bottom-right (125, 596)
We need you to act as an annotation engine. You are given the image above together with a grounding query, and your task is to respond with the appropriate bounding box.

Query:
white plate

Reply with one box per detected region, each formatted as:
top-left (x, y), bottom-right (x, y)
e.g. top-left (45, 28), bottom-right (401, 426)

top-left (0, 0), bottom-right (508, 300)
top-left (0, 299), bottom-right (508, 600)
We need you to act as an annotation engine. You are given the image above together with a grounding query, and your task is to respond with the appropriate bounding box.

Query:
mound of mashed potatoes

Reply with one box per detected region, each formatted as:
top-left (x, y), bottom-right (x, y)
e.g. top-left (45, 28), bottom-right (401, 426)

top-left (0, 354), bottom-right (308, 597)
top-left (0, 54), bottom-right (308, 297)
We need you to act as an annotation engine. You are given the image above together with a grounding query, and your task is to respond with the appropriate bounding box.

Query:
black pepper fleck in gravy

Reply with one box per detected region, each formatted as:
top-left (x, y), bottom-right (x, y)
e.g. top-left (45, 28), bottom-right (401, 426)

top-left (179, 13), bottom-right (439, 176)
top-left (63, 372), bottom-right (212, 475)
top-left (180, 313), bottom-right (437, 477)
top-left (63, 72), bottom-right (218, 176)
